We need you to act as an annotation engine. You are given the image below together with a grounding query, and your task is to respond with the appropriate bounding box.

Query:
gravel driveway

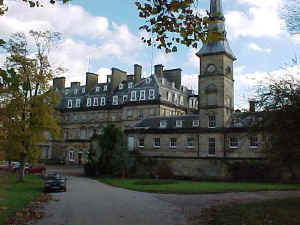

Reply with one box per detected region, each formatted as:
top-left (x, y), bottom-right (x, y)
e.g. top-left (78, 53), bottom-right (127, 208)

top-left (34, 166), bottom-right (300, 225)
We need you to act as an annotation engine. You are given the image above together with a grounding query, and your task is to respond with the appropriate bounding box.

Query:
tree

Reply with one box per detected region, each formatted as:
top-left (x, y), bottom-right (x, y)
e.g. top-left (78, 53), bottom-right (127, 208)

top-left (255, 70), bottom-right (300, 180)
top-left (0, 30), bottom-right (63, 181)
top-left (0, 0), bottom-right (70, 16)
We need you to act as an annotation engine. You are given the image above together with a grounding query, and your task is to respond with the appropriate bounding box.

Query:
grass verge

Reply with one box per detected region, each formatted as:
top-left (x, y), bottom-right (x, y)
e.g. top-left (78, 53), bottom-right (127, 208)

top-left (98, 178), bottom-right (300, 194)
top-left (208, 197), bottom-right (300, 225)
top-left (0, 172), bottom-right (44, 225)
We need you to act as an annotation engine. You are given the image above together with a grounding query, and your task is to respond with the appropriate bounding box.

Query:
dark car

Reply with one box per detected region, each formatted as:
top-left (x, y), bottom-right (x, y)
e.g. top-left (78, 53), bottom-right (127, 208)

top-left (44, 172), bottom-right (67, 192)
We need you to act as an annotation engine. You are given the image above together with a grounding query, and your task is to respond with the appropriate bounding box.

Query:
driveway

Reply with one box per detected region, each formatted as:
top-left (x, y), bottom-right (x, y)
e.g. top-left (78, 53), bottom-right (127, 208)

top-left (34, 166), bottom-right (300, 225)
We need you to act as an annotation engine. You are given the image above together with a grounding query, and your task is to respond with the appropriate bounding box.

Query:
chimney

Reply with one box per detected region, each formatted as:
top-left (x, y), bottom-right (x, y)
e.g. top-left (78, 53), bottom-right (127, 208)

top-left (134, 64), bottom-right (142, 83)
top-left (86, 72), bottom-right (98, 92)
top-left (249, 100), bottom-right (256, 112)
top-left (154, 64), bottom-right (164, 77)
top-left (53, 77), bottom-right (66, 90)
top-left (163, 68), bottom-right (182, 89)
top-left (71, 82), bottom-right (80, 88)
top-left (111, 68), bottom-right (127, 90)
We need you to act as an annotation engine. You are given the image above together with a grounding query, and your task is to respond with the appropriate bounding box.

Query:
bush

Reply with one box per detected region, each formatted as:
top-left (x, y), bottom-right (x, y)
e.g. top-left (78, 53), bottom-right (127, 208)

top-left (227, 160), bottom-right (272, 181)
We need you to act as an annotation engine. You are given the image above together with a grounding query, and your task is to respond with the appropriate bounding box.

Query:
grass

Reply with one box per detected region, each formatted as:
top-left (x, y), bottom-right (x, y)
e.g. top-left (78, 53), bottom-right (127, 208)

top-left (0, 172), bottom-right (44, 225)
top-left (210, 197), bottom-right (300, 225)
top-left (98, 178), bottom-right (300, 194)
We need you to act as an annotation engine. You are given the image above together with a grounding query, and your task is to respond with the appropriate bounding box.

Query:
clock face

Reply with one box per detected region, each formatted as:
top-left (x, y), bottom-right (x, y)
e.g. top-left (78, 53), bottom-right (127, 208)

top-left (207, 64), bottom-right (216, 73)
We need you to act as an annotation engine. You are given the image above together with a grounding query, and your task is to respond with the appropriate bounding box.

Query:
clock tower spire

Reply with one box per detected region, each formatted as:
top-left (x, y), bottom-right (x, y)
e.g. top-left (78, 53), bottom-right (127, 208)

top-left (196, 0), bottom-right (236, 128)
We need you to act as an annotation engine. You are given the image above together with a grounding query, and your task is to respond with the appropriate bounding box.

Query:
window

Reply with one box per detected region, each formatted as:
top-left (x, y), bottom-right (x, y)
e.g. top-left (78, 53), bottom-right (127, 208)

top-left (174, 93), bottom-right (178, 104)
top-left (69, 151), bottom-right (74, 161)
top-left (146, 77), bottom-right (151, 84)
top-left (166, 91), bottom-right (170, 101)
top-left (93, 97), bottom-right (99, 106)
top-left (112, 96), bottom-right (118, 105)
top-left (169, 138), bottom-right (176, 149)
top-left (127, 109), bottom-right (133, 119)
top-left (67, 99), bottom-right (72, 108)
top-left (87, 98), bottom-right (91, 107)
top-left (162, 109), bottom-right (166, 116)
top-left (193, 120), bottom-right (200, 127)
top-left (100, 97), bottom-right (106, 106)
top-left (96, 87), bottom-right (100, 92)
top-left (75, 99), bottom-right (81, 108)
top-left (186, 137), bottom-right (195, 148)
top-left (123, 95), bottom-right (128, 102)
top-left (138, 111), bottom-right (143, 120)
top-left (249, 136), bottom-right (258, 148)
top-left (150, 108), bottom-right (156, 116)
top-left (74, 89), bottom-right (78, 95)
top-left (176, 120), bottom-right (182, 128)
top-left (208, 115), bottom-right (216, 128)
top-left (73, 113), bottom-right (78, 121)
top-left (111, 113), bottom-right (116, 121)
top-left (131, 91), bottom-right (137, 101)
top-left (180, 96), bottom-right (184, 105)
top-left (128, 82), bottom-right (133, 88)
top-left (139, 90), bottom-right (146, 100)
top-left (82, 88), bottom-right (85, 93)
top-left (119, 83), bottom-right (123, 90)
top-left (153, 138), bottom-right (160, 148)
top-left (149, 89), bottom-right (155, 99)
top-left (138, 138), bottom-right (144, 148)
top-left (65, 89), bottom-right (69, 95)
top-left (208, 137), bottom-right (216, 155)
top-left (103, 85), bottom-right (107, 91)
top-left (160, 120), bottom-right (167, 128)
top-left (229, 136), bottom-right (239, 148)
top-left (81, 113), bottom-right (87, 121)
top-left (98, 112), bottom-right (103, 120)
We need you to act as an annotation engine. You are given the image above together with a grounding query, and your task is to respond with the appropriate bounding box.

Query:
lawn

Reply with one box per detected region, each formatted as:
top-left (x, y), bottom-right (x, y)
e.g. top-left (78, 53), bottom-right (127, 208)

top-left (98, 178), bottom-right (300, 194)
top-left (0, 172), bottom-right (44, 225)
top-left (209, 197), bottom-right (300, 225)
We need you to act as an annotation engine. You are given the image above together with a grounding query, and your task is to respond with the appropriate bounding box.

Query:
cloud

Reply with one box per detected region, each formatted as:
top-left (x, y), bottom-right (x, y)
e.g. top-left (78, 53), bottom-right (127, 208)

top-left (0, 1), bottom-right (146, 86)
top-left (96, 67), bottom-right (111, 83)
top-left (185, 48), bottom-right (199, 69)
top-left (153, 52), bottom-right (173, 67)
top-left (181, 74), bottom-right (198, 94)
top-left (225, 0), bottom-right (285, 39)
top-left (248, 43), bottom-right (271, 53)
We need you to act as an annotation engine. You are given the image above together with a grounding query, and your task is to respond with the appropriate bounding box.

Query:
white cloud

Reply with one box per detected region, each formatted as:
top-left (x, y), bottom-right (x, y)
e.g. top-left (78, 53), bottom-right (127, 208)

top-left (225, 0), bottom-right (285, 39)
top-left (182, 74), bottom-right (198, 94)
top-left (96, 68), bottom-right (111, 83)
top-left (248, 43), bottom-right (271, 53)
top-left (153, 52), bottom-right (173, 67)
top-left (185, 48), bottom-right (199, 69)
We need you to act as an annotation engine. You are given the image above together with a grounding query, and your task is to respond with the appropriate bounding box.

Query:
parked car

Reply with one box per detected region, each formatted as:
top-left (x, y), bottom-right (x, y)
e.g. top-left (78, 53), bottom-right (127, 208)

top-left (43, 172), bottom-right (67, 192)
top-left (24, 164), bottom-right (46, 174)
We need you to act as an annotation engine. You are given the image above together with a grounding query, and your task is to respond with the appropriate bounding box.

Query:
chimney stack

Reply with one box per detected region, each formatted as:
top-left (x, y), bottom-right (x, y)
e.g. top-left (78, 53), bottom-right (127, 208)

top-left (71, 82), bottom-right (80, 88)
top-left (249, 100), bottom-right (256, 112)
top-left (154, 64), bottom-right (164, 77)
top-left (134, 64), bottom-right (142, 83)
top-left (86, 72), bottom-right (98, 92)
top-left (111, 68), bottom-right (127, 90)
top-left (53, 77), bottom-right (66, 90)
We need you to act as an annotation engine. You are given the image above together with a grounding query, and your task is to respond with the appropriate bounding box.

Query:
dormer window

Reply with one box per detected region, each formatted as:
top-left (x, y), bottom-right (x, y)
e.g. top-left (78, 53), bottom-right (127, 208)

top-left (131, 91), bottom-right (137, 101)
top-left (75, 99), bottom-right (81, 108)
top-left (146, 77), bottom-right (151, 84)
top-left (74, 89), bottom-right (78, 95)
top-left (93, 97), bottom-right (99, 106)
top-left (123, 95), bottom-right (128, 102)
top-left (67, 99), bottom-right (72, 108)
top-left (112, 96), bottom-right (118, 105)
top-left (149, 89), bottom-right (155, 100)
top-left (119, 83), bottom-right (123, 90)
top-left (100, 97), bottom-right (106, 106)
top-left (208, 115), bottom-right (216, 128)
top-left (65, 89), bottom-right (69, 95)
top-left (82, 88), bottom-right (85, 93)
top-left (96, 87), bottom-right (100, 92)
top-left (87, 98), bottom-right (91, 107)
top-left (176, 120), bottom-right (182, 128)
top-left (160, 120), bottom-right (167, 128)
top-left (103, 85), bottom-right (107, 91)
top-left (193, 120), bottom-right (200, 127)
top-left (139, 90), bottom-right (145, 100)
top-left (128, 82), bottom-right (133, 88)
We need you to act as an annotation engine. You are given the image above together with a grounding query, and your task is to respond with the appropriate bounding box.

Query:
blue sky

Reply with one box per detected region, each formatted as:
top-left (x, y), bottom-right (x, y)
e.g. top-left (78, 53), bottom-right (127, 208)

top-left (0, 0), bottom-right (300, 108)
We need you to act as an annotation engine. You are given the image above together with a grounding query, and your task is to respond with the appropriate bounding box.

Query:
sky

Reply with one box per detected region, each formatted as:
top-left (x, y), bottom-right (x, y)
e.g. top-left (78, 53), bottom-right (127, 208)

top-left (0, 0), bottom-right (300, 109)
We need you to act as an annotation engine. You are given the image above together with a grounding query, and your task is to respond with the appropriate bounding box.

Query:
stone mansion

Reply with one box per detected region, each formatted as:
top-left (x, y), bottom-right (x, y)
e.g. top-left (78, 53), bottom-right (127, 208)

top-left (43, 0), bottom-right (263, 168)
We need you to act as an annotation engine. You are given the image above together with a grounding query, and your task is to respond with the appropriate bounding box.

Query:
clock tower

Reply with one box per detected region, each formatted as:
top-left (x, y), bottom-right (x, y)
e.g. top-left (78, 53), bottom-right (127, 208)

top-left (196, 0), bottom-right (236, 128)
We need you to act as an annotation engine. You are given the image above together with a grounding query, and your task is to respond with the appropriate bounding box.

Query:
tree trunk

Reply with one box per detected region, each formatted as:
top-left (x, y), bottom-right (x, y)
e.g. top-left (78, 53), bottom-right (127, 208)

top-left (18, 154), bottom-right (26, 182)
